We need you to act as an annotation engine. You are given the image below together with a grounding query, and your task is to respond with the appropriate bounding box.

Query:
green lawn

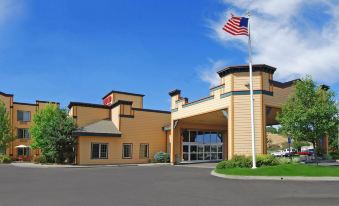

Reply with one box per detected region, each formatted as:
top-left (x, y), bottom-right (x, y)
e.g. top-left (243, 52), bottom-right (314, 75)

top-left (215, 164), bottom-right (339, 176)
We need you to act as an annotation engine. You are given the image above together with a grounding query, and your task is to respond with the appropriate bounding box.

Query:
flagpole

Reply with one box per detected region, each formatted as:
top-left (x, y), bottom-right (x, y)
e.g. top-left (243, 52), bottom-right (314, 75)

top-left (247, 13), bottom-right (257, 169)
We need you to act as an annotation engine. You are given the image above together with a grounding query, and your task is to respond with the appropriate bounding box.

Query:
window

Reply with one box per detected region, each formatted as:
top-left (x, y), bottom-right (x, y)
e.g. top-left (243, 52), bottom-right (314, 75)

top-left (139, 144), bottom-right (149, 159)
top-left (17, 128), bottom-right (30, 139)
top-left (91, 143), bottom-right (108, 159)
top-left (17, 148), bottom-right (30, 156)
top-left (17, 111), bottom-right (31, 122)
top-left (122, 143), bottom-right (132, 159)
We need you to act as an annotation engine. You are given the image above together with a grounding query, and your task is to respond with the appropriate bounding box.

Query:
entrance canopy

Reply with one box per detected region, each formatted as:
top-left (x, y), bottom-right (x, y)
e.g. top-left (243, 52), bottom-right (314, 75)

top-left (178, 109), bottom-right (228, 127)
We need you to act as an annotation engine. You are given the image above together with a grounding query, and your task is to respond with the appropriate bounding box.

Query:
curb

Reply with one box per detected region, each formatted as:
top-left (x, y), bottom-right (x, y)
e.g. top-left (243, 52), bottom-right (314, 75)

top-left (211, 170), bottom-right (339, 181)
top-left (10, 162), bottom-right (171, 169)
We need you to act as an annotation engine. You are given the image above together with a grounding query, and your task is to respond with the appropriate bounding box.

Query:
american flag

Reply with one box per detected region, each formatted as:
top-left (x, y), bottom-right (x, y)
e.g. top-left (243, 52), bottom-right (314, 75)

top-left (223, 15), bottom-right (249, 36)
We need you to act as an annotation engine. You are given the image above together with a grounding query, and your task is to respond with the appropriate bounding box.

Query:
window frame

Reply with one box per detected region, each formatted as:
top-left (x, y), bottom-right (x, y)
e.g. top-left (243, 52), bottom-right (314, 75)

top-left (17, 111), bottom-right (31, 122)
top-left (91, 143), bottom-right (109, 159)
top-left (17, 147), bottom-right (30, 156)
top-left (17, 128), bottom-right (30, 139)
top-left (122, 143), bottom-right (133, 159)
top-left (139, 143), bottom-right (149, 159)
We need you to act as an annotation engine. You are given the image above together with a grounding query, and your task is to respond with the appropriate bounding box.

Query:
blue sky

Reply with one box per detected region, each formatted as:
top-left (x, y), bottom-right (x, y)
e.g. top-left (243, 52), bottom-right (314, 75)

top-left (1, 0), bottom-right (338, 110)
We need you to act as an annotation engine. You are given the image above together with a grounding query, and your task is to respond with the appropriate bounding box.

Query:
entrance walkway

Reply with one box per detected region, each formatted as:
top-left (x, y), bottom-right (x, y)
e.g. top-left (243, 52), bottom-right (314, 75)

top-left (177, 162), bottom-right (217, 169)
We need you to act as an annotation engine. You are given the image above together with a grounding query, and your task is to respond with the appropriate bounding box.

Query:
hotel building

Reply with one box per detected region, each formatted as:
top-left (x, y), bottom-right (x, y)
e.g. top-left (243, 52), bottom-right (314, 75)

top-left (0, 91), bottom-right (59, 161)
top-left (1, 64), bottom-right (329, 164)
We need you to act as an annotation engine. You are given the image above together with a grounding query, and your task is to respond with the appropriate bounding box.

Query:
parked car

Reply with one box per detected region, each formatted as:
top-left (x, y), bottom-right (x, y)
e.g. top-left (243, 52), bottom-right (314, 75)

top-left (297, 149), bottom-right (314, 156)
top-left (271, 148), bottom-right (297, 157)
top-left (283, 148), bottom-right (297, 156)
top-left (271, 150), bottom-right (285, 157)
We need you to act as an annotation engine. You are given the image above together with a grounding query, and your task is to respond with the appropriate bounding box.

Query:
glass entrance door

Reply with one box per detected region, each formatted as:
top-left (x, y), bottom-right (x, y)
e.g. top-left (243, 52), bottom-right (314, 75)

top-left (182, 130), bottom-right (223, 162)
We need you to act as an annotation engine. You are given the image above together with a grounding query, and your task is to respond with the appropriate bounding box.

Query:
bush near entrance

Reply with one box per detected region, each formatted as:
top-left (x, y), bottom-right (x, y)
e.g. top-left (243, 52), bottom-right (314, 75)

top-left (215, 164), bottom-right (339, 177)
top-left (0, 154), bottom-right (12, 164)
top-left (216, 155), bottom-right (280, 169)
top-left (153, 151), bottom-right (170, 163)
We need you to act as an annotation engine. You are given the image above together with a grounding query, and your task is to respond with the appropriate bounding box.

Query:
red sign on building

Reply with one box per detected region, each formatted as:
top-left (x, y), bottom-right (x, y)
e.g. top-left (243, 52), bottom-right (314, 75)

top-left (103, 95), bottom-right (112, 105)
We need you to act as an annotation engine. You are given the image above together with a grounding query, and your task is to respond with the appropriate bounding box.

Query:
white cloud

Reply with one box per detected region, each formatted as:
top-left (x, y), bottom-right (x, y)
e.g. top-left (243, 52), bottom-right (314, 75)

top-left (206, 0), bottom-right (339, 84)
top-left (198, 59), bottom-right (226, 87)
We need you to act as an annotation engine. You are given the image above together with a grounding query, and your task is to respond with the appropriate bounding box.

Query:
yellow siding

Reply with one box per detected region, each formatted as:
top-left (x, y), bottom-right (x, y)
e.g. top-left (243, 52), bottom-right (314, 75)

top-left (77, 110), bottom-right (170, 165)
top-left (111, 105), bottom-right (121, 129)
top-left (0, 94), bottom-right (11, 111)
top-left (233, 72), bottom-right (262, 91)
top-left (233, 94), bottom-right (264, 155)
top-left (10, 104), bottom-right (38, 159)
top-left (262, 72), bottom-right (270, 91)
top-left (76, 106), bottom-right (110, 127)
top-left (264, 86), bottom-right (295, 107)
top-left (222, 74), bottom-right (232, 93)
top-left (172, 95), bottom-right (231, 120)
top-left (113, 93), bottom-right (143, 108)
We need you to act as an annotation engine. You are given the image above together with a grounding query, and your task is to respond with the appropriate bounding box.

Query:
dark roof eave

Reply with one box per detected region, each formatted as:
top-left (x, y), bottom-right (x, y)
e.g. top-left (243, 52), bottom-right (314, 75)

top-left (217, 64), bottom-right (277, 78)
top-left (133, 108), bottom-right (171, 114)
top-left (102, 90), bottom-right (145, 100)
top-left (0, 91), bottom-right (14, 97)
top-left (72, 132), bottom-right (122, 137)
top-left (68, 102), bottom-right (109, 109)
top-left (13, 102), bottom-right (37, 106)
top-left (68, 100), bottom-right (133, 109)
top-left (269, 79), bottom-right (299, 88)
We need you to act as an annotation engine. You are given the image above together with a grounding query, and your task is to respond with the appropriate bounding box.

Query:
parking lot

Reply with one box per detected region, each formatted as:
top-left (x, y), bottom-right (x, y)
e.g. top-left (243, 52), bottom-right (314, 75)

top-left (0, 164), bottom-right (339, 206)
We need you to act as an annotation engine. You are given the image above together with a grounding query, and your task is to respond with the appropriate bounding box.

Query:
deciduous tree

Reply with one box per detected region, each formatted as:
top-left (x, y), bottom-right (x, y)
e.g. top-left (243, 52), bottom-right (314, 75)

top-left (0, 100), bottom-right (11, 154)
top-left (30, 104), bottom-right (76, 163)
top-left (278, 76), bottom-right (338, 164)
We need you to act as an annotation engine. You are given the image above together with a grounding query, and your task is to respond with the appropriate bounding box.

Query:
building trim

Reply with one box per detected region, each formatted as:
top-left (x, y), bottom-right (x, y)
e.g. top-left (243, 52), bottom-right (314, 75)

top-left (210, 84), bottom-right (225, 91)
top-left (182, 96), bottom-right (215, 108)
top-left (220, 90), bottom-right (273, 98)
top-left (0, 91), bottom-right (14, 97)
top-left (269, 79), bottom-right (299, 88)
top-left (111, 100), bottom-right (133, 108)
top-left (68, 102), bottom-right (109, 109)
top-left (133, 108), bottom-right (171, 114)
top-left (36, 100), bottom-right (60, 105)
top-left (218, 64), bottom-right (276, 78)
top-left (169, 89), bottom-right (181, 97)
top-left (175, 98), bottom-right (188, 103)
top-left (120, 114), bottom-right (134, 118)
top-left (13, 102), bottom-right (37, 106)
top-left (72, 132), bottom-right (122, 137)
top-left (102, 90), bottom-right (145, 100)
top-left (171, 108), bottom-right (178, 113)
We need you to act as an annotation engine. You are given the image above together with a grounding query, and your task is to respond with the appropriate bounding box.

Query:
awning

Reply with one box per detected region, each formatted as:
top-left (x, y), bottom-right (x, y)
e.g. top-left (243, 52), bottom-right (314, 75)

top-left (15, 145), bottom-right (30, 148)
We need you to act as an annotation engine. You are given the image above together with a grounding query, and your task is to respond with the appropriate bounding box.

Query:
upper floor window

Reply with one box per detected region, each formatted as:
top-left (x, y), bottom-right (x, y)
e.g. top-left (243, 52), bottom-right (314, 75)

top-left (17, 128), bottom-right (30, 139)
top-left (17, 111), bottom-right (31, 122)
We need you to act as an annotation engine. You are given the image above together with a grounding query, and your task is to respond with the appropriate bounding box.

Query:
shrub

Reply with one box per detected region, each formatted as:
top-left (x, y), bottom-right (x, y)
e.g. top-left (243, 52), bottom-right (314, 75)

top-left (216, 154), bottom-right (280, 169)
top-left (0, 155), bottom-right (12, 164)
top-left (154, 151), bottom-right (170, 163)
top-left (329, 151), bottom-right (339, 160)
top-left (34, 156), bottom-right (47, 164)
top-left (256, 154), bottom-right (279, 167)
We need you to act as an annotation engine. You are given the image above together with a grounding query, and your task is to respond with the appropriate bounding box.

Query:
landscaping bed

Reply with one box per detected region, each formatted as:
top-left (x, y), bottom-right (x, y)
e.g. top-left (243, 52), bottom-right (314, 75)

top-left (215, 155), bottom-right (339, 177)
top-left (215, 164), bottom-right (339, 177)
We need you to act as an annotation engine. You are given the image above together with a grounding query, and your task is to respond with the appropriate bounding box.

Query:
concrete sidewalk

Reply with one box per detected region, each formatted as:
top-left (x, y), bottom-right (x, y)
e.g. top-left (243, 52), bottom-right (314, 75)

top-left (10, 162), bottom-right (170, 168)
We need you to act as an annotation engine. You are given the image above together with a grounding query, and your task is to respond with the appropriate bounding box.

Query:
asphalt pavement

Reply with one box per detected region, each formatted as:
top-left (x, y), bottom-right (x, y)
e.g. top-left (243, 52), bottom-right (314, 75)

top-left (0, 164), bottom-right (338, 206)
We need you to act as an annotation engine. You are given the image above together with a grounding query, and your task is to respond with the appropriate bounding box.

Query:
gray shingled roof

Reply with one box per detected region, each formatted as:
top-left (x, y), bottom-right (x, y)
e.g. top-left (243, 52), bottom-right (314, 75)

top-left (73, 120), bottom-right (122, 137)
